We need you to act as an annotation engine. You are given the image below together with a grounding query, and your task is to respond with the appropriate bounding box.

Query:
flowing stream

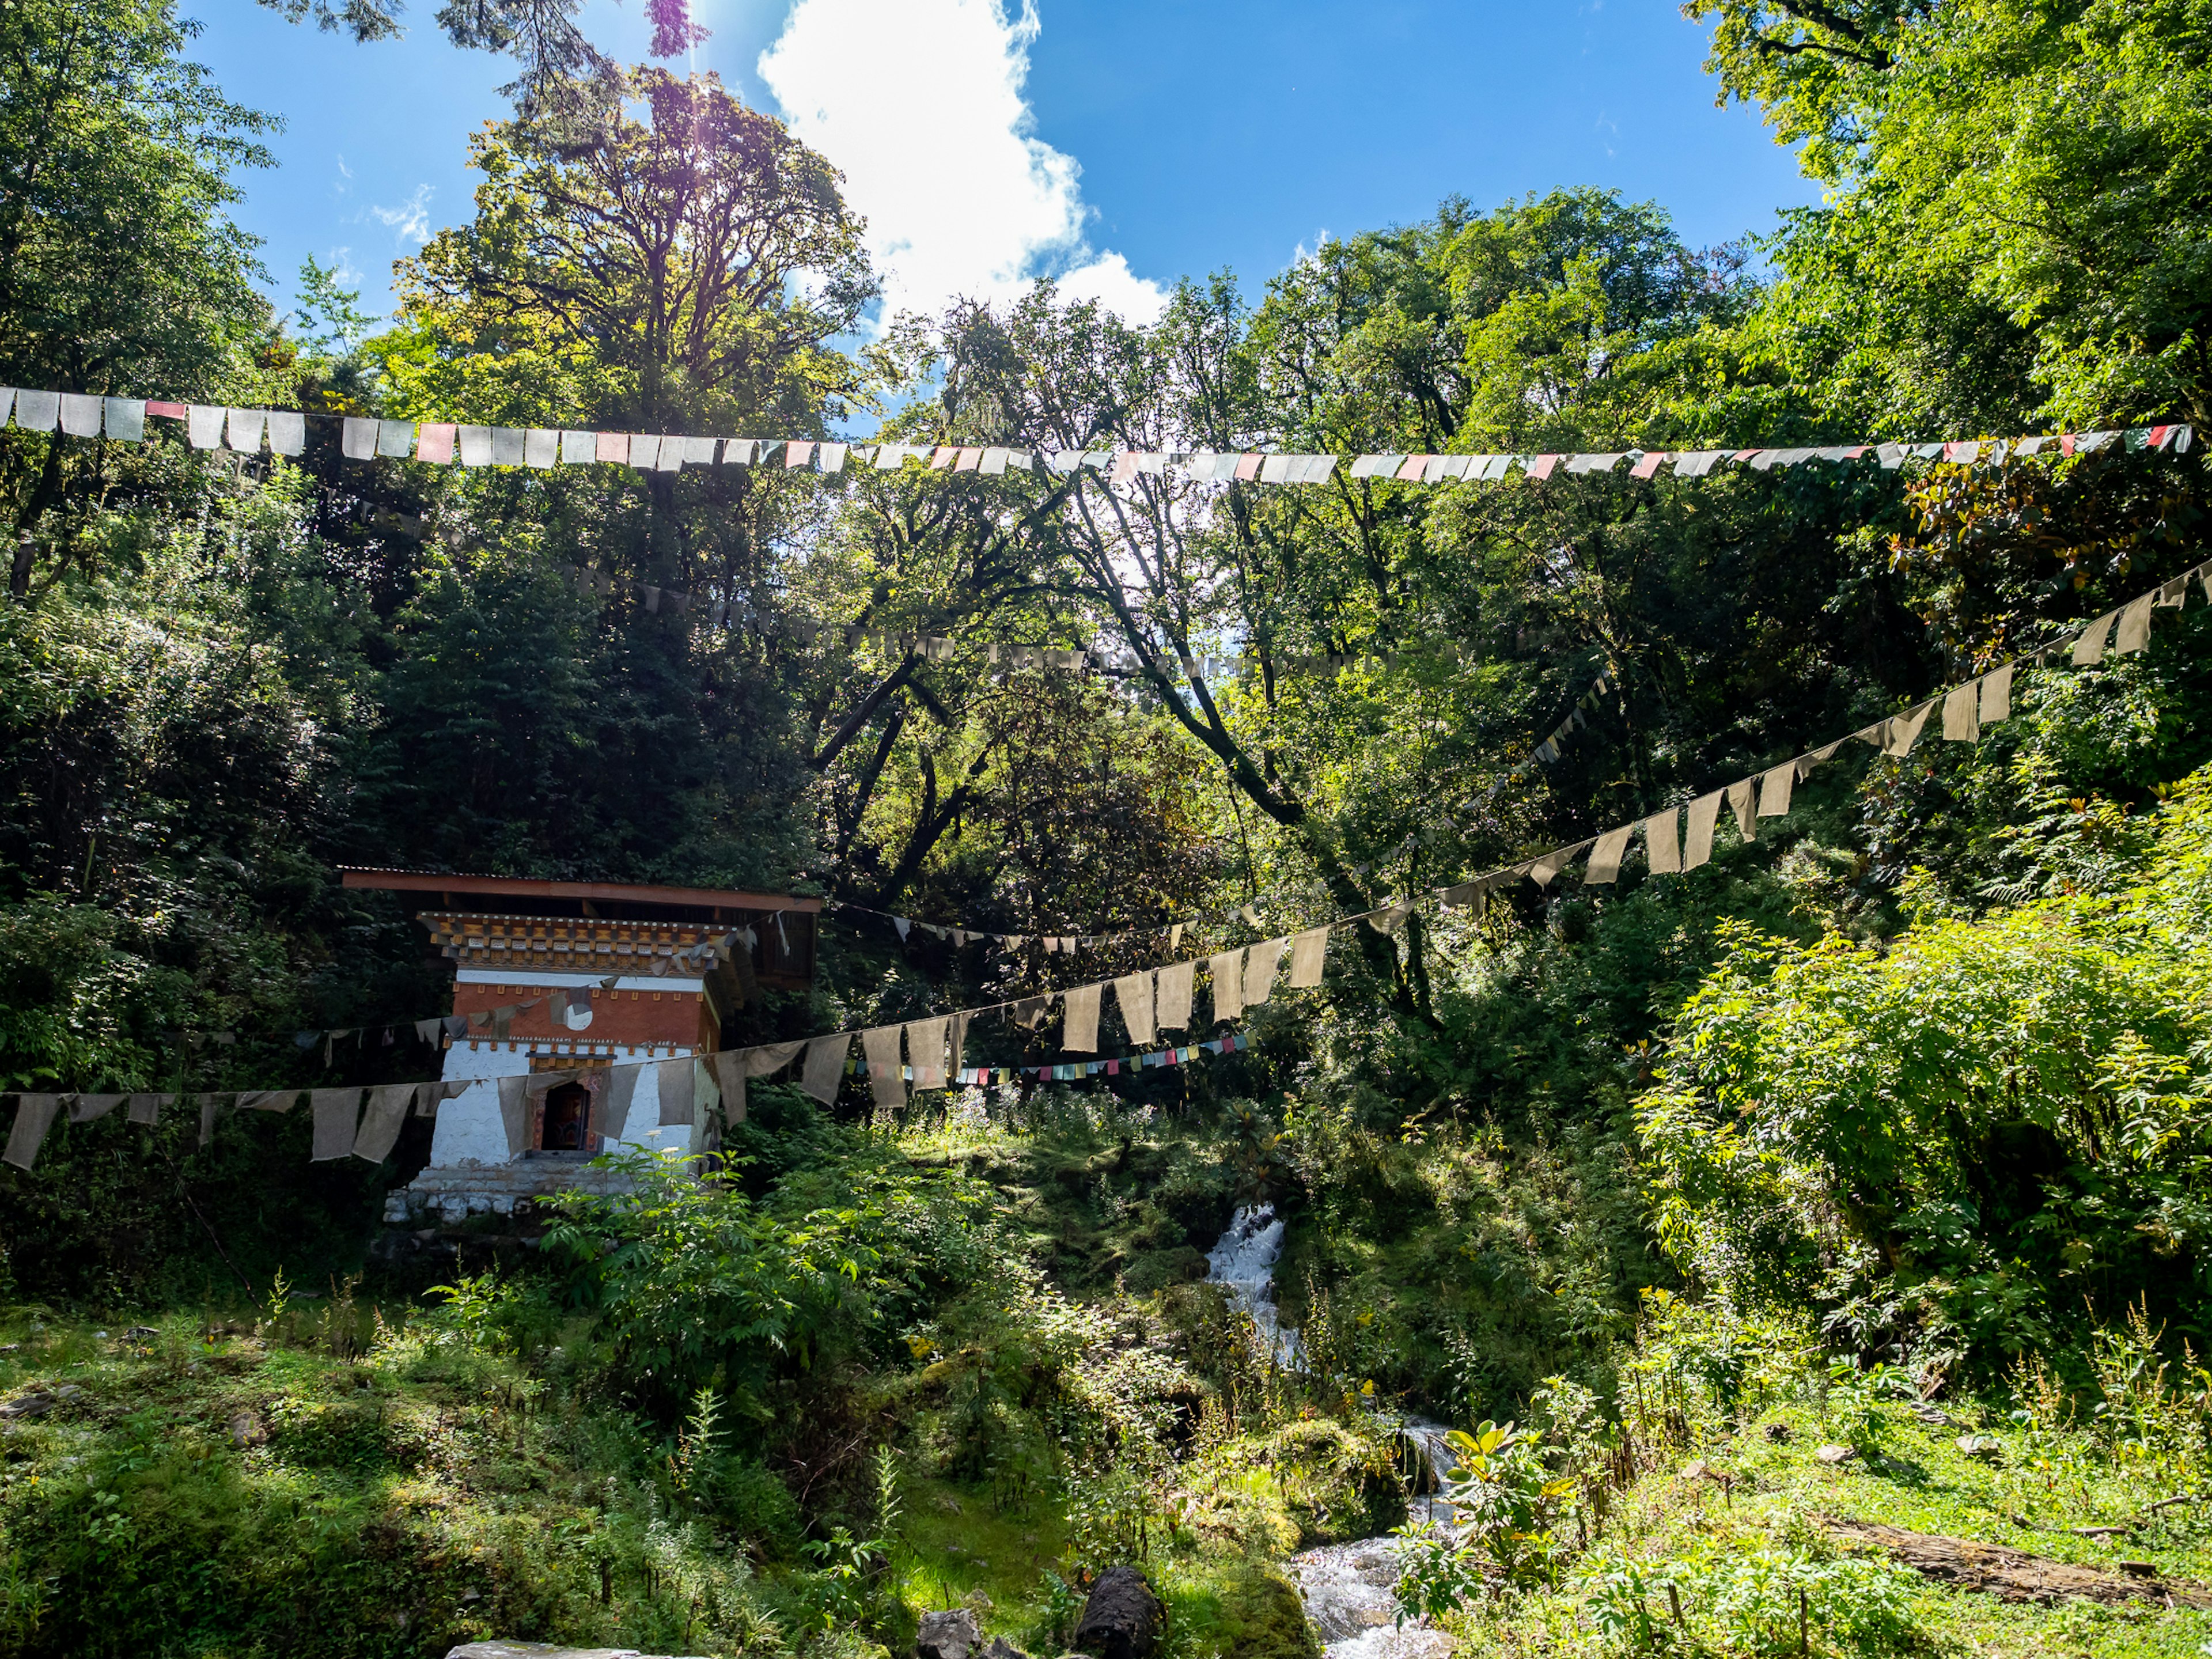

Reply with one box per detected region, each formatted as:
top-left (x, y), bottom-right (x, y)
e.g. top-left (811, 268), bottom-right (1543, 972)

top-left (1203, 1205), bottom-right (1459, 1659)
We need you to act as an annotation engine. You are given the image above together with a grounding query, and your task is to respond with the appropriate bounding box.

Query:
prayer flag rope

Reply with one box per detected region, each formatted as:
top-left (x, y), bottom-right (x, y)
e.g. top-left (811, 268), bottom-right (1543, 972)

top-left (9, 384), bottom-right (2190, 494)
top-left (3, 554), bottom-right (2205, 1172)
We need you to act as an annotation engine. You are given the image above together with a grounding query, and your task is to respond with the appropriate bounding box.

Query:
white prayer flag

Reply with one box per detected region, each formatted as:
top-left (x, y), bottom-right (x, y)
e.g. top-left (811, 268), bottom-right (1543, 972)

top-left (800, 1034), bottom-right (850, 1105)
top-left (1643, 809), bottom-right (1681, 875)
top-left (352, 1085), bottom-right (414, 1164)
top-left (560, 429), bottom-right (596, 463)
top-left (1209, 952), bottom-right (1245, 1022)
top-left (1244, 937), bottom-right (1287, 1004)
top-left (3, 1094), bottom-right (62, 1170)
top-left (187, 404), bottom-right (224, 449)
top-left (628, 435), bottom-right (661, 469)
top-left (1683, 790), bottom-right (1723, 870)
top-left (2072, 611), bottom-right (2118, 665)
top-left (59, 393), bottom-right (102, 437)
top-left (2113, 593), bottom-right (2155, 654)
top-left (226, 408), bottom-right (266, 452)
top-left (105, 399), bottom-right (147, 442)
top-left (267, 411), bottom-right (305, 455)
top-left (525, 427), bottom-right (560, 467)
top-left (656, 1055), bottom-right (696, 1128)
top-left (1259, 454), bottom-right (1293, 483)
top-left (1756, 761), bottom-right (1794, 818)
top-left (312, 1092), bottom-right (362, 1168)
top-left (377, 419), bottom-right (414, 457)
top-left (1157, 960), bottom-right (1195, 1031)
top-left (492, 427), bottom-right (526, 467)
top-left (1585, 824), bottom-right (1633, 884)
top-left (1979, 665), bottom-right (2013, 724)
top-left (497, 1075), bottom-right (531, 1157)
top-left (861, 1027), bottom-right (904, 1110)
top-left (342, 416), bottom-right (377, 459)
top-left (903, 1017), bottom-right (949, 1089)
top-left (1942, 682), bottom-right (1980, 743)
top-left (14, 391), bottom-right (59, 431)
top-left (1883, 701), bottom-right (1935, 756)
top-left (1726, 778), bottom-right (1758, 841)
top-left (1062, 983), bottom-right (1101, 1052)
top-left (1114, 973), bottom-right (1157, 1047)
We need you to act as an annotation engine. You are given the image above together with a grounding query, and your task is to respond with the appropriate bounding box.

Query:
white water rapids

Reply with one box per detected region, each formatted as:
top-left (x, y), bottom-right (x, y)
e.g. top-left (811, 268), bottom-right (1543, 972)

top-left (1203, 1205), bottom-right (1460, 1659)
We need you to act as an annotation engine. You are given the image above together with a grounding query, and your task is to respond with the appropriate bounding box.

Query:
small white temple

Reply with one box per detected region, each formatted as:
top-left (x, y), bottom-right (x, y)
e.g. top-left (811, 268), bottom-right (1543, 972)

top-left (340, 869), bottom-right (817, 1222)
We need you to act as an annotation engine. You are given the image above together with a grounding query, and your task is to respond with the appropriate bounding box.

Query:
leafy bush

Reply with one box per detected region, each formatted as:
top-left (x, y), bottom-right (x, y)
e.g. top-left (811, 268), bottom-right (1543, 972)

top-left (1639, 767), bottom-right (2212, 1369)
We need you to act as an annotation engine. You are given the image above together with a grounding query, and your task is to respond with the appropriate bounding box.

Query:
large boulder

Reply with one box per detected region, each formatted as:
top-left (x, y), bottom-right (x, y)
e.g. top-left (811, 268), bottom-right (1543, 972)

top-left (1074, 1566), bottom-right (1164, 1659)
top-left (916, 1608), bottom-right (982, 1659)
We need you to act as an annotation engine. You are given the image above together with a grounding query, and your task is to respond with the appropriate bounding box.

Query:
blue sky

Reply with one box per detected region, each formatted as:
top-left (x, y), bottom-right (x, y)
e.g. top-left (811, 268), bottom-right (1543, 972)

top-left (186, 0), bottom-right (1820, 335)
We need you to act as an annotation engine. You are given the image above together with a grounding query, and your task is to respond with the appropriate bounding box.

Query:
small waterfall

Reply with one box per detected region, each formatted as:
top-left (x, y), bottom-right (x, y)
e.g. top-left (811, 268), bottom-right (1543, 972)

top-left (1203, 1206), bottom-right (1458, 1659)
top-left (1204, 1202), bottom-right (1304, 1366)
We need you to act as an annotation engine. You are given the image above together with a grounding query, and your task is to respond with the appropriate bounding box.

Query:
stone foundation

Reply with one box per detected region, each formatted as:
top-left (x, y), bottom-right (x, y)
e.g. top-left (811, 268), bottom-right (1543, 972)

top-left (384, 1157), bottom-right (635, 1224)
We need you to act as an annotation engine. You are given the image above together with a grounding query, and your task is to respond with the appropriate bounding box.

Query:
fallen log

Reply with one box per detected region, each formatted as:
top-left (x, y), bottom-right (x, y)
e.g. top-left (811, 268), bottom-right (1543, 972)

top-left (1818, 1517), bottom-right (2212, 1609)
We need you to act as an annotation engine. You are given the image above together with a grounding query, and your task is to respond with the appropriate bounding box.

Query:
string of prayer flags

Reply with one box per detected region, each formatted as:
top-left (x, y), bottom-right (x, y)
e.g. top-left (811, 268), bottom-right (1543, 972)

top-left (9, 385), bottom-right (2193, 507)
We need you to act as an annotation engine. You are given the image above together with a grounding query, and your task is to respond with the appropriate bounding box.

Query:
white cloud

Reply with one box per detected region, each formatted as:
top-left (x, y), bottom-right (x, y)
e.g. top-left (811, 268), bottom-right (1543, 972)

top-left (757, 0), bottom-right (1167, 328)
top-left (368, 184), bottom-right (435, 247)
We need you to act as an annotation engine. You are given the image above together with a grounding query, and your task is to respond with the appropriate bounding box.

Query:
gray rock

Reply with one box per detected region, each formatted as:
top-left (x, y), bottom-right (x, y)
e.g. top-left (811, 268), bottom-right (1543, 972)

top-left (980, 1640), bottom-right (1032, 1659)
top-left (1074, 1567), bottom-right (1162, 1659)
top-left (918, 1607), bottom-right (982, 1659)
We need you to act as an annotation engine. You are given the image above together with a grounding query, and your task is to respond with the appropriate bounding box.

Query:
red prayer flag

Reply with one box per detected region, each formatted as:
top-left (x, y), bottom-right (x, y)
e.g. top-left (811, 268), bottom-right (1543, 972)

top-left (1630, 450), bottom-right (1665, 480)
top-left (1526, 454), bottom-right (1560, 481)
top-left (145, 401), bottom-right (188, 419)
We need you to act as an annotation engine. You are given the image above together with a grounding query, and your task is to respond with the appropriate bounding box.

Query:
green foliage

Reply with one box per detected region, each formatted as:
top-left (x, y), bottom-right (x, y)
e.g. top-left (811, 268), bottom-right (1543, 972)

top-left (1641, 765), bottom-right (2212, 1368)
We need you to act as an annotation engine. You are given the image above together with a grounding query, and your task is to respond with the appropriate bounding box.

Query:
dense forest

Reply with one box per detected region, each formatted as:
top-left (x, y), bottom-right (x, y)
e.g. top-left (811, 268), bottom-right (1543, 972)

top-left (3, 0), bottom-right (2212, 1654)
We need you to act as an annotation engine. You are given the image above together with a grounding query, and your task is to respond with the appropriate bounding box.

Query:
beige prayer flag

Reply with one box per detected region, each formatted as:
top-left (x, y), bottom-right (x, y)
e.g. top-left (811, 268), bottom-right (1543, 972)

top-left (1113, 973), bottom-right (1157, 1047)
top-left (69, 1094), bottom-right (124, 1122)
top-left (352, 1085), bottom-right (415, 1164)
top-left (1156, 960), bottom-right (1196, 1031)
top-left (1062, 983), bottom-right (1101, 1052)
top-left (1209, 952), bottom-right (1245, 1024)
top-left (127, 1093), bottom-right (168, 1125)
top-left (1643, 809), bottom-right (1681, 876)
top-left (861, 1027), bottom-right (906, 1111)
top-left (1683, 790), bottom-right (1723, 871)
top-left (656, 1056), bottom-right (696, 1128)
top-left (904, 1018), bottom-right (949, 1089)
top-left (1883, 702), bottom-right (1934, 757)
top-left (498, 1075), bottom-right (531, 1156)
top-left (1757, 761), bottom-right (1794, 819)
top-left (1942, 682), bottom-right (1980, 743)
top-left (1584, 825), bottom-right (1633, 885)
top-left (1529, 848), bottom-right (1571, 888)
top-left (793, 1035), bottom-right (846, 1105)
top-left (2113, 592), bottom-right (2156, 654)
top-left (1244, 937), bottom-right (1287, 1005)
top-left (948, 1011), bottom-right (969, 1076)
top-left (1287, 927), bottom-right (1329, 988)
top-left (1724, 779), bottom-right (1757, 842)
top-left (237, 1089), bottom-right (298, 1113)
top-left (197, 1092), bottom-right (234, 1147)
top-left (3, 1094), bottom-right (61, 1170)
top-left (1979, 665), bottom-right (2013, 724)
top-left (600, 1066), bottom-right (641, 1142)
top-left (2072, 611), bottom-right (2118, 665)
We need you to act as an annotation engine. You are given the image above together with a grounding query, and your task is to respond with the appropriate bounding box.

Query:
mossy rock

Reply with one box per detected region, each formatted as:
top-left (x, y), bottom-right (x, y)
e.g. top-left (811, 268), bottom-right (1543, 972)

top-left (1122, 1246), bottom-right (1208, 1293)
top-left (1211, 1567), bottom-right (1320, 1659)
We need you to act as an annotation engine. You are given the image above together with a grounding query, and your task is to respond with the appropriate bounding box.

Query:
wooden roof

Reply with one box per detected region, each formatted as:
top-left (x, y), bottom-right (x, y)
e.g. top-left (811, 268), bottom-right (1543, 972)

top-left (339, 867), bottom-right (821, 914)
